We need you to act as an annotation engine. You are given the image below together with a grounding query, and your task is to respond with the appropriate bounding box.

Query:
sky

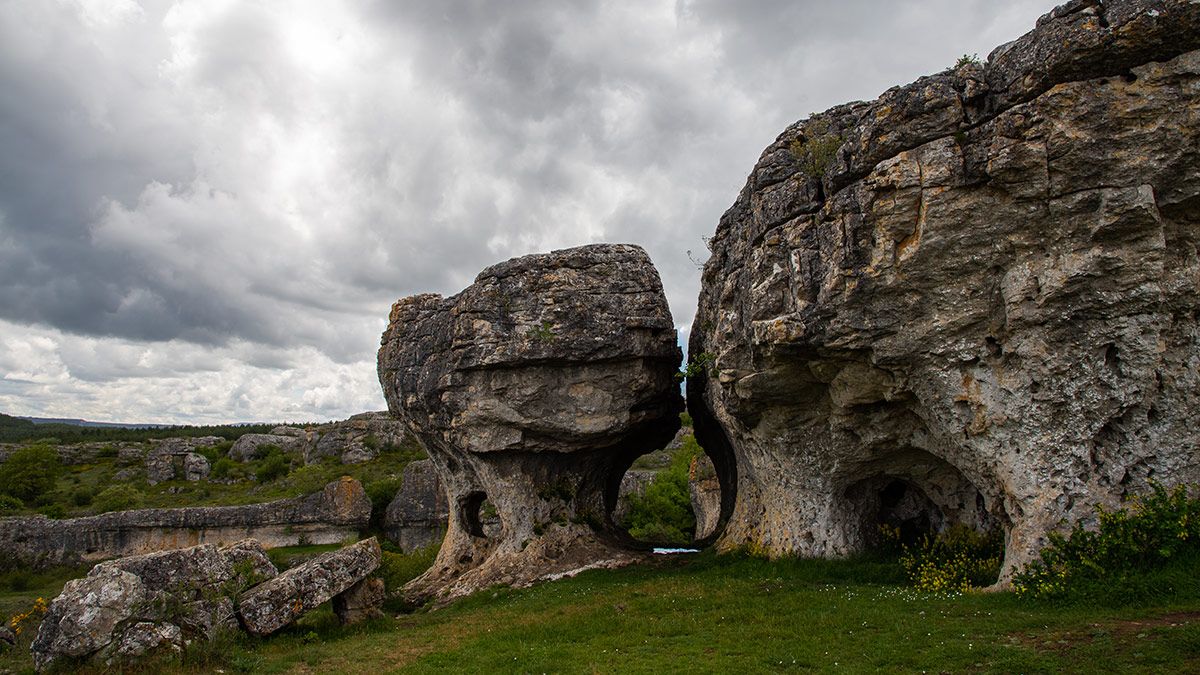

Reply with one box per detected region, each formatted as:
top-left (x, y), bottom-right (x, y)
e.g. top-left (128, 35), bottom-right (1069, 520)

top-left (0, 0), bottom-right (1057, 425)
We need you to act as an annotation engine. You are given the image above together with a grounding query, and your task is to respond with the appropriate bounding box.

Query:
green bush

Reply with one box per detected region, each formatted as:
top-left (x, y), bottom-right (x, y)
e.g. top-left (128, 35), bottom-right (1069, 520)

top-left (1013, 483), bottom-right (1200, 601)
top-left (210, 457), bottom-right (237, 480)
top-left (377, 544), bottom-right (439, 612)
top-left (93, 484), bottom-right (144, 513)
top-left (365, 477), bottom-right (403, 530)
top-left (788, 120), bottom-right (843, 177)
top-left (0, 444), bottom-right (62, 503)
top-left (0, 494), bottom-right (24, 513)
top-left (897, 525), bottom-right (1003, 594)
top-left (255, 448), bottom-right (290, 484)
top-left (71, 486), bottom-right (93, 507)
top-left (622, 436), bottom-right (703, 545)
top-left (37, 503), bottom-right (67, 519)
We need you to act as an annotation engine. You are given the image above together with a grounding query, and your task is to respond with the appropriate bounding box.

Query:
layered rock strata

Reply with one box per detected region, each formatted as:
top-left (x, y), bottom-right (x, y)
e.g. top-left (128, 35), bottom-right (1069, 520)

top-left (379, 243), bottom-right (682, 601)
top-left (689, 0), bottom-right (1200, 582)
top-left (0, 477), bottom-right (370, 566)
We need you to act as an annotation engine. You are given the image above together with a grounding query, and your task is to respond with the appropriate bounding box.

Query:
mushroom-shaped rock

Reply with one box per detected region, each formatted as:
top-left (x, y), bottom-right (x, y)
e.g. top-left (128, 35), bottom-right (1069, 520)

top-left (378, 243), bottom-right (682, 602)
top-left (237, 537), bottom-right (381, 635)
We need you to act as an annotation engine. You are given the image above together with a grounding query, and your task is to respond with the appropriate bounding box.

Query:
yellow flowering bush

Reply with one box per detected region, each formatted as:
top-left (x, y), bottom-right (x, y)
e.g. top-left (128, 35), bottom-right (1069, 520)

top-left (1013, 483), bottom-right (1200, 599)
top-left (8, 596), bottom-right (48, 637)
top-left (898, 525), bottom-right (1003, 594)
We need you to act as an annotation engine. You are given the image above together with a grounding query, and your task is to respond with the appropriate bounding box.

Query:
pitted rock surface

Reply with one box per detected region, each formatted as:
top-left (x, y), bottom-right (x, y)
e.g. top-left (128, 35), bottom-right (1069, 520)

top-left (688, 0), bottom-right (1200, 583)
top-left (31, 539), bottom-right (276, 671)
top-left (379, 243), bottom-right (682, 602)
top-left (237, 537), bottom-right (381, 635)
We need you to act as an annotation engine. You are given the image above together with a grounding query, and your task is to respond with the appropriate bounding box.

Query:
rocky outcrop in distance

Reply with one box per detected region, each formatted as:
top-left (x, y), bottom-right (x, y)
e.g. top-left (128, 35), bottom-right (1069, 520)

top-left (688, 0), bottom-right (1200, 583)
top-left (0, 478), bottom-right (370, 567)
top-left (30, 537), bottom-right (379, 670)
top-left (384, 459), bottom-right (449, 553)
top-left (378, 243), bottom-right (682, 602)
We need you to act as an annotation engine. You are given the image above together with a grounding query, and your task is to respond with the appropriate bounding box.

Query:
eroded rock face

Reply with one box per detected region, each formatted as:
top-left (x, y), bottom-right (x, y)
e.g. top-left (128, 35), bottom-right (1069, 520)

top-left (378, 244), bottom-right (682, 602)
top-left (229, 433), bottom-right (306, 462)
top-left (689, 0), bottom-right (1200, 583)
top-left (309, 411), bottom-right (407, 465)
top-left (237, 537), bottom-right (381, 635)
top-left (31, 540), bottom-right (276, 671)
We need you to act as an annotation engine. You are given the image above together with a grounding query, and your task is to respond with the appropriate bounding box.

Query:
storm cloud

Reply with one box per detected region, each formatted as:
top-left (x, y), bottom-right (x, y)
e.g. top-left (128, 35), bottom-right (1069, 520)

top-left (0, 0), bottom-right (1055, 423)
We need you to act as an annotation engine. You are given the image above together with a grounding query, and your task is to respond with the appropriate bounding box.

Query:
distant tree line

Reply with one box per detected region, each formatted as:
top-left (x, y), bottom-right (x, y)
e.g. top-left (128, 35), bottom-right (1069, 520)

top-left (0, 412), bottom-right (278, 444)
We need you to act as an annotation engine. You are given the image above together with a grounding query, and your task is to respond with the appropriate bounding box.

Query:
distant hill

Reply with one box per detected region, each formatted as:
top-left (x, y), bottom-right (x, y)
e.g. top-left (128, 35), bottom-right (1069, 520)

top-left (18, 416), bottom-right (175, 429)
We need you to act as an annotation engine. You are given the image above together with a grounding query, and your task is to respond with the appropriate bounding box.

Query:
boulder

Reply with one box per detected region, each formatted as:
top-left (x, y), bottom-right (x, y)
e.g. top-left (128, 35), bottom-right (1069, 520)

top-left (378, 243), bottom-right (682, 602)
top-left (229, 433), bottom-right (306, 462)
top-left (688, 455), bottom-right (721, 542)
top-left (611, 469), bottom-right (655, 526)
top-left (31, 539), bottom-right (276, 670)
top-left (688, 0), bottom-right (1200, 584)
top-left (307, 411), bottom-right (408, 465)
top-left (237, 537), bottom-right (381, 635)
top-left (144, 437), bottom-right (223, 485)
top-left (332, 576), bottom-right (385, 624)
top-left (384, 459), bottom-right (449, 552)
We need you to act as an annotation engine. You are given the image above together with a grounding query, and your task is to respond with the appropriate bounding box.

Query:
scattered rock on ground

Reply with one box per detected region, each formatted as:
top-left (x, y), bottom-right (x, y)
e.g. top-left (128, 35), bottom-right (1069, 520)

top-left (238, 537), bottom-right (381, 635)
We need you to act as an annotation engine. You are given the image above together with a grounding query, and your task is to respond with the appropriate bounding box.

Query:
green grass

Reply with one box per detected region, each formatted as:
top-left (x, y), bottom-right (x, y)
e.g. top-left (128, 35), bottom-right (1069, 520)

top-left (1, 551), bottom-right (1197, 673)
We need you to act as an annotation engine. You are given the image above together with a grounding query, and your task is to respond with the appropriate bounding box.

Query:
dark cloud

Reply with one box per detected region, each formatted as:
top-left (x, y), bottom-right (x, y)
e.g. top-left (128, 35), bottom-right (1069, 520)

top-left (0, 0), bottom-right (1056, 422)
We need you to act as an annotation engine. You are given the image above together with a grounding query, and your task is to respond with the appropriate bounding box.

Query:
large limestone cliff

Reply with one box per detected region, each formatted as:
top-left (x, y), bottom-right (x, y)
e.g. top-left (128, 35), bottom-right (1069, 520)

top-left (379, 243), bottom-right (682, 602)
top-left (689, 0), bottom-right (1200, 583)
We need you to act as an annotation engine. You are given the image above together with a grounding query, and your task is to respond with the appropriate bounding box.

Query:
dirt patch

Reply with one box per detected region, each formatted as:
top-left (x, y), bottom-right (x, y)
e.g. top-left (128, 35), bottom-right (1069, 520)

top-left (1013, 610), bottom-right (1200, 652)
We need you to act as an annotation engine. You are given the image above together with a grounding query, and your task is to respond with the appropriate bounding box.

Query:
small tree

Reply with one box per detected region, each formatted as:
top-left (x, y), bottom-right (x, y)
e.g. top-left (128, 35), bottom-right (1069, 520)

top-left (0, 444), bottom-right (62, 503)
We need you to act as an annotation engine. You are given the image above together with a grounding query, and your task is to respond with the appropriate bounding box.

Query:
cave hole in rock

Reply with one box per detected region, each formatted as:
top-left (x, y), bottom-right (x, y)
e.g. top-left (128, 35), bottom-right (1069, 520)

top-left (461, 491), bottom-right (502, 539)
top-left (607, 435), bottom-right (721, 551)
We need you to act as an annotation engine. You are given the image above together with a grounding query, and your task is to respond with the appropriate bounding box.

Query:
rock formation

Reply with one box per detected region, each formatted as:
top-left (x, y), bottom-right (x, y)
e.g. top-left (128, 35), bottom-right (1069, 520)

top-left (378, 243), bottom-right (682, 602)
top-left (0, 477), bottom-right (370, 566)
top-left (688, 0), bottom-right (1200, 583)
top-left (31, 539), bottom-right (276, 670)
top-left (307, 411), bottom-right (408, 465)
top-left (145, 437), bottom-right (222, 485)
top-left (688, 455), bottom-right (721, 542)
top-left (229, 432), bottom-right (307, 462)
top-left (383, 459), bottom-right (449, 552)
top-left (238, 537), bottom-right (381, 635)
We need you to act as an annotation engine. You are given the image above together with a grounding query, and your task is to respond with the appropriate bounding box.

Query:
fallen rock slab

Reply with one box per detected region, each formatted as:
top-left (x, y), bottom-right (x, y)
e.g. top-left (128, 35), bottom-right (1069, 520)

top-left (238, 537), bottom-right (381, 636)
top-left (31, 539), bottom-right (276, 671)
top-left (332, 576), bottom-right (385, 624)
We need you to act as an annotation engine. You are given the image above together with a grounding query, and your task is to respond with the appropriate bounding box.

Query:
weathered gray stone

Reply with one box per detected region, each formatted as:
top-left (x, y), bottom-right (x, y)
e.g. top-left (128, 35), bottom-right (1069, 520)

top-left (384, 459), bottom-right (449, 552)
top-left (145, 437), bottom-right (223, 485)
top-left (688, 0), bottom-right (1200, 585)
top-left (0, 478), bottom-right (371, 566)
top-left (688, 455), bottom-right (721, 542)
top-left (332, 576), bottom-right (385, 625)
top-left (379, 243), bottom-right (682, 602)
top-left (0, 625), bottom-right (14, 648)
top-left (31, 539), bottom-right (274, 670)
top-left (229, 433), bottom-right (306, 462)
top-left (238, 537), bottom-right (381, 636)
top-left (611, 469), bottom-right (655, 526)
top-left (308, 411), bottom-right (408, 465)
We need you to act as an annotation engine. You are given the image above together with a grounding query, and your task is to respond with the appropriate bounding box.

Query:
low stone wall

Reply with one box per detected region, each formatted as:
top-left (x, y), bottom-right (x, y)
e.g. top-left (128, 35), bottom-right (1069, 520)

top-left (0, 477), bottom-right (371, 567)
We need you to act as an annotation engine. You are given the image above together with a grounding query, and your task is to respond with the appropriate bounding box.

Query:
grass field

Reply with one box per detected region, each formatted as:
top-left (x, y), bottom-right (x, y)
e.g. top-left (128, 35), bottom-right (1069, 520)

top-left (4, 550), bottom-right (1196, 673)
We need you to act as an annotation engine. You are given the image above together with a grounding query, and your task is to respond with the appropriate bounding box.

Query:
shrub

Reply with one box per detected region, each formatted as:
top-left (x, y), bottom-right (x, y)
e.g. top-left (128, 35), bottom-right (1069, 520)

top-left (255, 449), bottom-right (290, 484)
top-left (210, 457), bottom-right (237, 480)
top-left (365, 477), bottom-right (403, 530)
top-left (38, 503), bottom-right (67, 519)
top-left (71, 486), bottom-right (93, 507)
top-left (622, 436), bottom-right (703, 545)
top-left (1013, 483), bottom-right (1200, 600)
top-left (788, 120), bottom-right (843, 177)
top-left (955, 53), bottom-right (981, 68)
top-left (93, 484), bottom-right (144, 513)
top-left (0, 494), bottom-right (24, 514)
top-left (377, 544), bottom-right (440, 612)
top-left (0, 444), bottom-right (62, 503)
top-left (898, 525), bottom-right (1003, 594)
